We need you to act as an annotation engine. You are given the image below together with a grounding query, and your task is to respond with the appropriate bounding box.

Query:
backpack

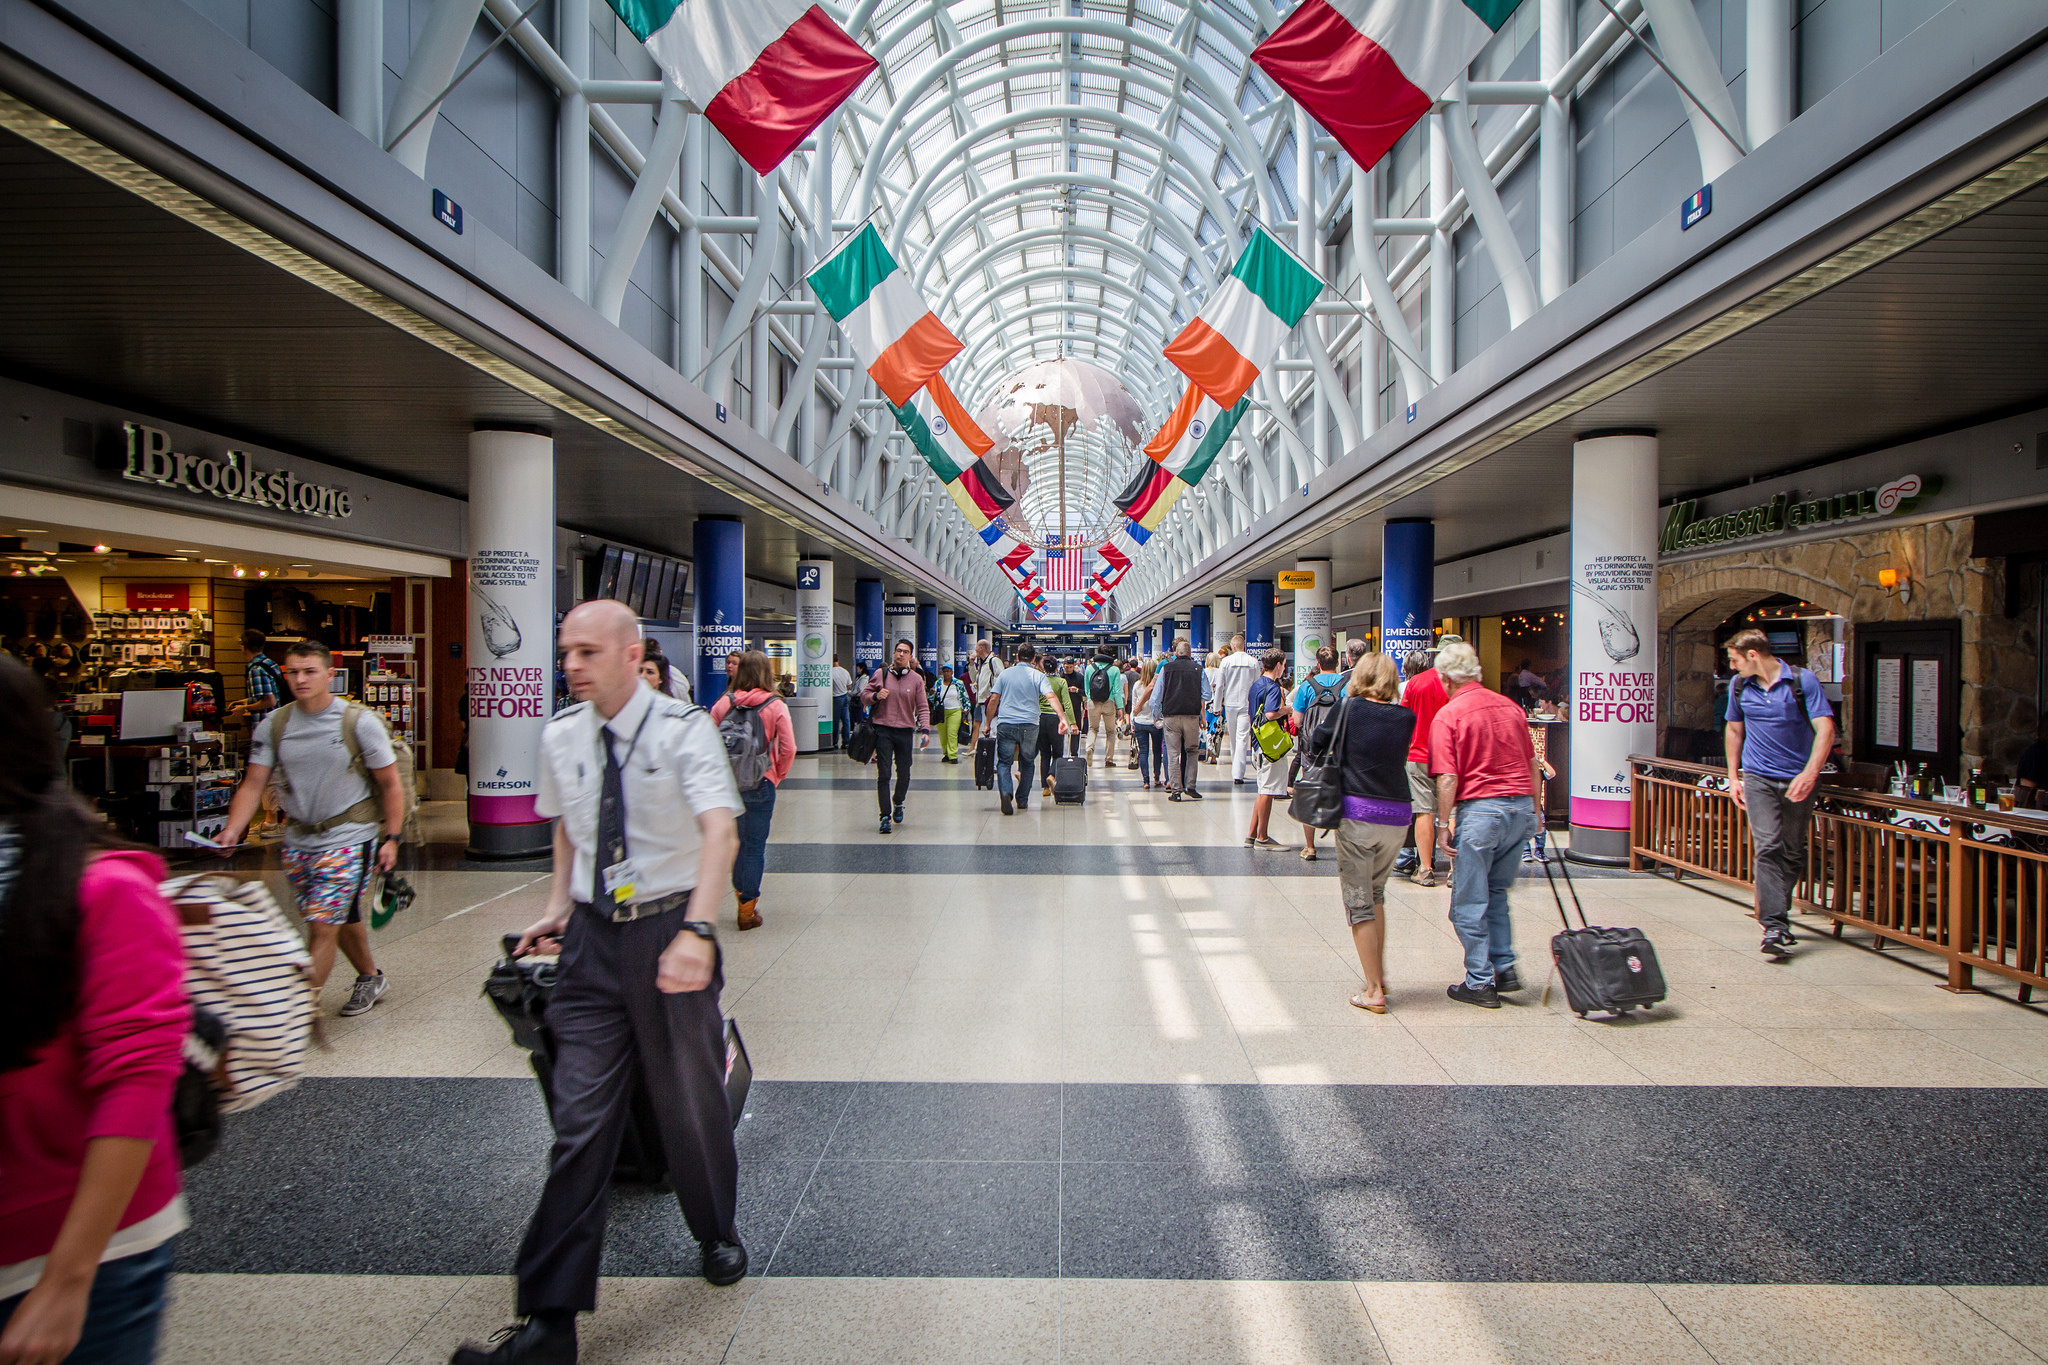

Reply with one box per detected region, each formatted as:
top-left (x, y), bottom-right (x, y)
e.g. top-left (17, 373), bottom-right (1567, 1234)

top-left (1301, 679), bottom-right (1343, 753)
top-left (164, 874), bottom-right (314, 1127)
top-left (720, 699), bottom-right (773, 792)
top-left (268, 701), bottom-right (420, 844)
top-left (1731, 667), bottom-right (1811, 726)
top-left (1087, 662), bottom-right (1114, 703)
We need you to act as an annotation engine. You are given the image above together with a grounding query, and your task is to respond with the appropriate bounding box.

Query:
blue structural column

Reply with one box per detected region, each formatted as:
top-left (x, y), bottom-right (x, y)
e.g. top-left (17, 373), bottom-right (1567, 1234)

top-left (1382, 519), bottom-right (1436, 674)
top-left (917, 603), bottom-right (939, 675)
top-left (1162, 617), bottom-right (1176, 653)
top-left (692, 517), bottom-right (745, 707)
top-left (1189, 603), bottom-right (1212, 654)
top-left (1244, 580), bottom-right (1274, 654)
top-left (956, 618), bottom-right (973, 671)
top-left (854, 580), bottom-right (885, 679)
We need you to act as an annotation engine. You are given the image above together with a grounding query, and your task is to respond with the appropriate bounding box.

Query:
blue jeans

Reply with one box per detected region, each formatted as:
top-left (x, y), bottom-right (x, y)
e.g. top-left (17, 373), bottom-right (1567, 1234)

top-left (1447, 796), bottom-right (1537, 988)
top-left (833, 695), bottom-right (851, 747)
top-left (0, 1238), bottom-right (175, 1365)
top-left (1134, 724), bottom-right (1164, 783)
top-left (733, 780), bottom-right (776, 901)
top-left (995, 721), bottom-right (1039, 799)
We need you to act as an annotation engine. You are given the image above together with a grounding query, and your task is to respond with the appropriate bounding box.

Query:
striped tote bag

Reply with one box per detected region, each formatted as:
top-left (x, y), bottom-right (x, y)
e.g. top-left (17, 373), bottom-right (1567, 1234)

top-left (165, 874), bottom-right (314, 1114)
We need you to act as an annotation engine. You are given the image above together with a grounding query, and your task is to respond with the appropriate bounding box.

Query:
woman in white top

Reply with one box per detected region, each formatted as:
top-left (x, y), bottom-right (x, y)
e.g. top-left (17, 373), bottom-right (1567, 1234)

top-left (638, 649), bottom-right (692, 703)
top-left (1130, 659), bottom-right (1163, 789)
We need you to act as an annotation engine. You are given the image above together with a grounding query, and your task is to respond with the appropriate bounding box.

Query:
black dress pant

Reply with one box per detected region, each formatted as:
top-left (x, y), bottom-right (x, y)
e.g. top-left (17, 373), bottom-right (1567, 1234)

top-left (874, 724), bottom-right (915, 815)
top-left (515, 904), bottom-right (738, 1314)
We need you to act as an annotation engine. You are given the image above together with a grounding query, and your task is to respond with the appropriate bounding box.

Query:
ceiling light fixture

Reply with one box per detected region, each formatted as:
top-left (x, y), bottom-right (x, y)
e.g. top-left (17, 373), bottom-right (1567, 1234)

top-left (92, 544), bottom-right (109, 553)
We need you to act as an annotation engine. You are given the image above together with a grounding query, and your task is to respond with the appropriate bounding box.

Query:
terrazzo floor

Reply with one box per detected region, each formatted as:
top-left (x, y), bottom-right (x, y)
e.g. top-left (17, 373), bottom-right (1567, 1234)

top-left (165, 754), bottom-right (2048, 1363)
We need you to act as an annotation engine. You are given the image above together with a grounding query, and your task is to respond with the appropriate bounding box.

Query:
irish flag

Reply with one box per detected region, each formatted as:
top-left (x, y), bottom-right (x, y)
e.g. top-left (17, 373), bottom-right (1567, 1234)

top-left (1147, 385), bottom-right (1250, 487)
top-left (602, 0), bottom-right (877, 176)
top-left (1163, 228), bottom-right (1324, 409)
top-left (1252, 0), bottom-right (1516, 172)
top-left (810, 226), bottom-right (963, 406)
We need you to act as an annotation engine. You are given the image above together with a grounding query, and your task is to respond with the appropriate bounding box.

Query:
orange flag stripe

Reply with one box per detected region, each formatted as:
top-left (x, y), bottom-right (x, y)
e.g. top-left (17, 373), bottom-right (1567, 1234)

top-left (867, 311), bottom-right (965, 407)
top-left (1161, 316), bottom-right (1260, 409)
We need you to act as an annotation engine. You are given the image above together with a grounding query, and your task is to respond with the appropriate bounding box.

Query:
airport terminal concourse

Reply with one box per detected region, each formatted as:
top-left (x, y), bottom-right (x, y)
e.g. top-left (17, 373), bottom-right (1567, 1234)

top-left (3, 0), bottom-right (2048, 1361)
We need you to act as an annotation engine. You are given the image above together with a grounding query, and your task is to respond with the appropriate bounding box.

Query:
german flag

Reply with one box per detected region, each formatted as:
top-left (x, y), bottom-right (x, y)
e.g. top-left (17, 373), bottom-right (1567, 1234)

top-left (1115, 459), bottom-right (1186, 526)
top-left (945, 459), bottom-right (1015, 527)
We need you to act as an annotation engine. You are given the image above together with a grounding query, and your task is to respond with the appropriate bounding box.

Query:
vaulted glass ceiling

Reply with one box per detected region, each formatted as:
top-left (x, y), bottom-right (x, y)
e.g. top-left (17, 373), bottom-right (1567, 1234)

top-left (827, 0), bottom-right (1306, 462)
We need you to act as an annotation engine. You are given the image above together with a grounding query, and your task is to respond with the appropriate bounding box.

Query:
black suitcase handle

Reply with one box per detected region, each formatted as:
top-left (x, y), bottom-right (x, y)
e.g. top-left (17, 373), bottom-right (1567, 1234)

top-left (1539, 854), bottom-right (1589, 931)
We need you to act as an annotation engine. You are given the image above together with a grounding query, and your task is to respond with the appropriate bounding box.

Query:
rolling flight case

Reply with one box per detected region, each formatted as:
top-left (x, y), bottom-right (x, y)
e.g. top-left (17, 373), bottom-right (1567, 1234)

top-left (974, 734), bottom-right (997, 790)
top-left (483, 935), bottom-right (753, 1185)
top-left (1052, 731), bottom-right (1088, 805)
top-left (1542, 856), bottom-right (1666, 1018)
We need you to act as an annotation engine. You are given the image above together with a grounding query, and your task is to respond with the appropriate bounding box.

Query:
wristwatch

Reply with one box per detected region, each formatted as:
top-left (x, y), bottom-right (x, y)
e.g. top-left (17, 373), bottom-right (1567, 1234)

top-left (677, 920), bottom-right (718, 942)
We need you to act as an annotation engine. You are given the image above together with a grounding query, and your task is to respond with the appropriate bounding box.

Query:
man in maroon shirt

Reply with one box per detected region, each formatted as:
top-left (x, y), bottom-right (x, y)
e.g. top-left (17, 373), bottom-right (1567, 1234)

top-left (1398, 647), bottom-right (1452, 886)
top-left (1429, 642), bottom-right (1539, 1008)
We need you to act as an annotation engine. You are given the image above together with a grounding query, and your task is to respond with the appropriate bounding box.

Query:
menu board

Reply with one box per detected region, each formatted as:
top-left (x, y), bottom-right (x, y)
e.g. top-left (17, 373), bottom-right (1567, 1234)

top-left (1911, 658), bottom-right (1940, 753)
top-left (1873, 657), bottom-right (1901, 749)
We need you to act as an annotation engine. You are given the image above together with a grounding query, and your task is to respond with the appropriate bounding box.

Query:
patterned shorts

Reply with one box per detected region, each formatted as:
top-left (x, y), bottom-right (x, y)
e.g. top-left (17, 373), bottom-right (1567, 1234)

top-left (283, 843), bottom-right (373, 926)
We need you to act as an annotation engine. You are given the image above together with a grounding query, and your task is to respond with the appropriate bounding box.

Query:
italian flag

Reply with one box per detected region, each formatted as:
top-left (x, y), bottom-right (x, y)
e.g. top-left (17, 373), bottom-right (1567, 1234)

top-left (1162, 228), bottom-right (1324, 409)
top-left (1146, 384), bottom-right (1250, 487)
top-left (1252, 0), bottom-right (1516, 172)
top-left (809, 225), bottom-right (963, 407)
top-left (603, 0), bottom-right (877, 177)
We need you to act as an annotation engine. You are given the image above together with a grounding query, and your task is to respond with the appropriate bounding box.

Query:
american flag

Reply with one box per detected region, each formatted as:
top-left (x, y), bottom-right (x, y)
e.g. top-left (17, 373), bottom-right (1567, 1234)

top-left (1042, 533), bottom-right (1089, 592)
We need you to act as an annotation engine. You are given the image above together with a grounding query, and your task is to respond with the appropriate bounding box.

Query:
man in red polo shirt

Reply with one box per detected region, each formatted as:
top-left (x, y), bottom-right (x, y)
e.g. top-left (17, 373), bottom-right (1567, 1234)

top-left (1429, 641), bottom-right (1539, 1008)
top-left (1398, 645), bottom-right (1452, 885)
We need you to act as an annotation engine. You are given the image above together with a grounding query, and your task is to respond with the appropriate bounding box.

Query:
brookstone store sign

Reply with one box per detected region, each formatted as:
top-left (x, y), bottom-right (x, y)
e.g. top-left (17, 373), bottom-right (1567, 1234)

top-left (1659, 474), bottom-right (1934, 553)
top-left (123, 422), bottom-right (354, 519)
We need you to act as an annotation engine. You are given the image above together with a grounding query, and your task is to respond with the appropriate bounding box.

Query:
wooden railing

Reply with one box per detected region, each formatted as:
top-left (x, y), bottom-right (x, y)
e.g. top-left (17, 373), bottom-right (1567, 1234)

top-left (1629, 756), bottom-right (2048, 997)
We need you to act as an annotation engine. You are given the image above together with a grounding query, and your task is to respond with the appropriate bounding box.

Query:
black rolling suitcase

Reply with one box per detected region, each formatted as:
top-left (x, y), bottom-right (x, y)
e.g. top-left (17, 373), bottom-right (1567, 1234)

top-left (1543, 856), bottom-right (1666, 1018)
top-left (1052, 731), bottom-right (1088, 805)
top-left (974, 734), bottom-right (997, 789)
top-left (483, 935), bottom-right (753, 1185)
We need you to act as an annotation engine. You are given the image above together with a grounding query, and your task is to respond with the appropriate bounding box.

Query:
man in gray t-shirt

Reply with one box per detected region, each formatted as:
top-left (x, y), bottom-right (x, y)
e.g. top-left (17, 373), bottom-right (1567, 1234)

top-left (220, 641), bottom-right (406, 1017)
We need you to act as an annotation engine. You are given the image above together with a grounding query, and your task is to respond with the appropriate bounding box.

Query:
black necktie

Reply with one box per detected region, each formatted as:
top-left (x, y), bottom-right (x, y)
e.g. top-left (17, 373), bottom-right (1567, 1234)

top-left (593, 726), bottom-right (626, 906)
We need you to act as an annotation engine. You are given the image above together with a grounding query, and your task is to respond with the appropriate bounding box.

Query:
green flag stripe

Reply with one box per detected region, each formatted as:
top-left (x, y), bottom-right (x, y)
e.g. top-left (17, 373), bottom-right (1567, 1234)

top-left (1230, 230), bottom-right (1323, 328)
top-left (1177, 398), bottom-right (1248, 488)
top-left (890, 399), bottom-right (968, 483)
top-left (808, 225), bottom-right (900, 322)
top-left (600, 0), bottom-right (681, 44)
top-left (1462, 0), bottom-right (1521, 31)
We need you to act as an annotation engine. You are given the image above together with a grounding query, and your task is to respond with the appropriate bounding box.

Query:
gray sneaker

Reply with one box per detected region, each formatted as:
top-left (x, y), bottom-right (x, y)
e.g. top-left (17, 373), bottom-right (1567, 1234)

top-left (340, 971), bottom-right (388, 1017)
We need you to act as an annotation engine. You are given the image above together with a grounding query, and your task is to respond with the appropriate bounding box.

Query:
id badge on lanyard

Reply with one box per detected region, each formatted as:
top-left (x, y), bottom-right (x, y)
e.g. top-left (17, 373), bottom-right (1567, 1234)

top-left (599, 710), bottom-right (652, 904)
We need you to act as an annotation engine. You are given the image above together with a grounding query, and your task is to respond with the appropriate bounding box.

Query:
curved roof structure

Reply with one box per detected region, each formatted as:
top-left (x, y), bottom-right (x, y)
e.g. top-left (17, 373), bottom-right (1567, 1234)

top-left (827, 0), bottom-right (1320, 540)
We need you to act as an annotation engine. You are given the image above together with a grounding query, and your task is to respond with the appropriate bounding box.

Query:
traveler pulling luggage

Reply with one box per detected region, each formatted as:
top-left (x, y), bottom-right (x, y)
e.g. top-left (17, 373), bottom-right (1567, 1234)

top-left (1052, 729), bottom-right (1088, 805)
top-left (974, 733), bottom-right (997, 790)
top-left (1542, 856), bottom-right (1667, 1017)
top-left (484, 935), bottom-right (753, 1185)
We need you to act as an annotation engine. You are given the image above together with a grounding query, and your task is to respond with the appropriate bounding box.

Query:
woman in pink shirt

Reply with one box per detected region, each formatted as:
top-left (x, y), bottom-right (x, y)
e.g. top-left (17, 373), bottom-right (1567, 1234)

top-left (710, 651), bottom-right (796, 934)
top-left (0, 657), bottom-right (188, 1364)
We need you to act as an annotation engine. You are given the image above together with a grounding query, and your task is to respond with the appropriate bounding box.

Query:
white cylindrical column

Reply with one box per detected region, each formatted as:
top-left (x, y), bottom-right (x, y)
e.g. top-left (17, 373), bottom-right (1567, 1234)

top-left (337, 0), bottom-right (383, 144)
top-left (885, 592), bottom-right (918, 664)
top-left (1211, 594), bottom-right (1241, 649)
top-left (796, 558), bottom-right (834, 747)
top-left (1291, 560), bottom-right (1332, 680)
top-left (466, 426), bottom-right (556, 858)
top-left (1747, 0), bottom-right (1794, 146)
top-left (938, 611), bottom-right (956, 674)
top-left (1568, 432), bottom-right (1660, 864)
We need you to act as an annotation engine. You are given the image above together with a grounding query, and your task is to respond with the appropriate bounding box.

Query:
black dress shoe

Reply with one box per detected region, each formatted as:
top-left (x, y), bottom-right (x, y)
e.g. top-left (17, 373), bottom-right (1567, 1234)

top-left (1448, 982), bottom-right (1501, 1009)
top-left (450, 1317), bottom-right (577, 1365)
top-left (1001, 792), bottom-right (1015, 815)
top-left (702, 1238), bottom-right (748, 1286)
top-left (1494, 966), bottom-right (1523, 993)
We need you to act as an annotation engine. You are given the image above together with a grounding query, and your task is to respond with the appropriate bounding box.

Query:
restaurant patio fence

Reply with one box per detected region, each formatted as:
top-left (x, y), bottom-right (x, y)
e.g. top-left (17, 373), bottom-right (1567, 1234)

top-left (1628, 757), bottom-right (2048, 998)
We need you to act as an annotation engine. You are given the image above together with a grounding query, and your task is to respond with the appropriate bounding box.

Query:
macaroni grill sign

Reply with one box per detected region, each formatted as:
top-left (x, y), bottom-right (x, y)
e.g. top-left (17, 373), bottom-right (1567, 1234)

top-left (122, 422), bottom-right (353, 519)
top-left (1660, 474), bottom-right (1931, 553)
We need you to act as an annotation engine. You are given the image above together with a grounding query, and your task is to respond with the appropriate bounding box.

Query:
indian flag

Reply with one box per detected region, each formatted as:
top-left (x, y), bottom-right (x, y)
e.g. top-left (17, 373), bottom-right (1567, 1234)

top-left (1146, 385), bottom-right (1250, 487)
top-left (892, 372), bottom-right (992, 482)
top-left (1252, 0), bottom-right (1515, 172)
top-left (602, 0), bottom-right (876, 177)
top-left (1162, 228), bottom-right (1324, 409)
top-left (810, 225), bottom-right (963, 407)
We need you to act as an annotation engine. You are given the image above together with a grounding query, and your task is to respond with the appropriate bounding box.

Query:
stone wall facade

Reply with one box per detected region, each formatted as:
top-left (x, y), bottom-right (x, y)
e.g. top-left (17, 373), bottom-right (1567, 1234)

top-left (1657, 516), bottom-right (2042, 776)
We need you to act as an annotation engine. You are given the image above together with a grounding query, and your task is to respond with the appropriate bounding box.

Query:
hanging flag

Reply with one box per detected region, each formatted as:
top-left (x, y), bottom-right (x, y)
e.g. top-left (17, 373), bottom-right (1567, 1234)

top-left (1147, 386), bottom-right (1251, 487)
top-left (1133, 477), bottom-right (1189, 532)
top-left (603, 0), bottom-right (877, 177)
top-left (809, 225), bottom-right (962, 406)
top-left (1114, 461), bottom-right (1187, 528)
top-left (941, 461), bottom-right (1015, 529)
top-left (893, 373), bottom-right (993, 482)
top-left (1090, 540), bottom-right (1133, 586)
top-left (983, 526), bottom-right (1038, 582)
top-left (1042, 534), bottom-right (1090, 593)
top-left (1251, 0), bottom-right (1515, 173)
top-left (1163, 228), bottom-right (1325, 409)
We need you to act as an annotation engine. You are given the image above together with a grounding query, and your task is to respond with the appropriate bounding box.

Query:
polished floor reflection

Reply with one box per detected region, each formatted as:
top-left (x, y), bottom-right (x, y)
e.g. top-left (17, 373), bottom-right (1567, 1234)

top-left (168, 756), bottom-right (2048, 1363)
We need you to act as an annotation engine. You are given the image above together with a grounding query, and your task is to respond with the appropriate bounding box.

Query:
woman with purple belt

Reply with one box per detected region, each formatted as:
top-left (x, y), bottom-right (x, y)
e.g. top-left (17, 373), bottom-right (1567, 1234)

top-left (1308, 652), bottom-right (1415, 1015)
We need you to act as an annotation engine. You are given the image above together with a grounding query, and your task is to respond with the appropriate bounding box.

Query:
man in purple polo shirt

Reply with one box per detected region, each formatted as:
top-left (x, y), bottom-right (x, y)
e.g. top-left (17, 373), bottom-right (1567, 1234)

top-left (1723, 628), bottom-right (1836, 959)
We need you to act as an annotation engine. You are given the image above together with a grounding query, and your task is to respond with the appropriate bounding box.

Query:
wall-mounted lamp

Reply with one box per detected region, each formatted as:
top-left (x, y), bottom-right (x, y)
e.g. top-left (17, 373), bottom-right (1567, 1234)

top-left (1877, 567), bottom-right (1911, 604)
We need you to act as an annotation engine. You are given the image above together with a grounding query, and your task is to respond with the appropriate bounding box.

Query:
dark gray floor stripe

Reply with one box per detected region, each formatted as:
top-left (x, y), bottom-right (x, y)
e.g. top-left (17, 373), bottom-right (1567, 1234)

top-left (761, 843), bottom-right (1627, 879)
top-left (179, 1079), bottom-right (2048, 1283)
